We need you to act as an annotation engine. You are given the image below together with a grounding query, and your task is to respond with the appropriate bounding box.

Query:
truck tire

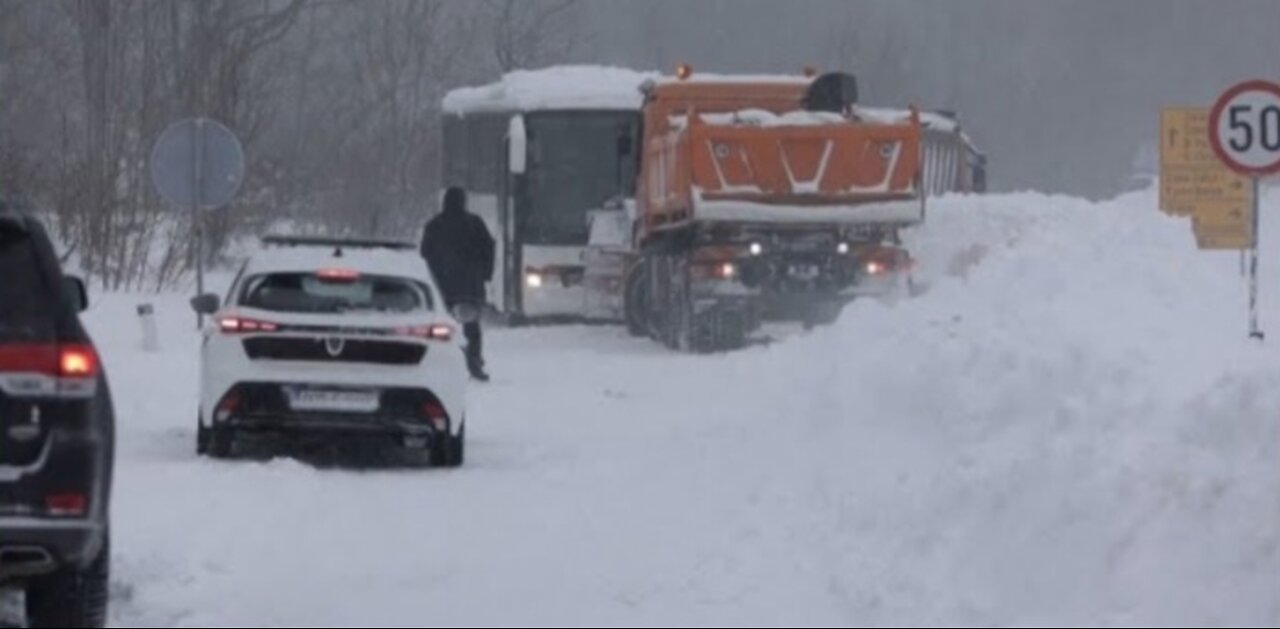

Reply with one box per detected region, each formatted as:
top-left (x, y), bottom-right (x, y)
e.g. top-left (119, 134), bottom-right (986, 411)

top-left (25, 534), bottom-right (109, 629)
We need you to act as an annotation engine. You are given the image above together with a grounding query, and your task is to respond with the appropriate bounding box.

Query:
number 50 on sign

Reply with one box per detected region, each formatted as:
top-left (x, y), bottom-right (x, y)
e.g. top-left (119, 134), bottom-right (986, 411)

top-left (1210, 80), bottom-right (1280, 177)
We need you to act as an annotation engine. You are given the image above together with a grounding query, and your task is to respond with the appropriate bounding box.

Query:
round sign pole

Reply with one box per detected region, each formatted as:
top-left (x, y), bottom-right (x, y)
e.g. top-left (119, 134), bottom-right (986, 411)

top-left (191, 120), bottom-right (205, 328)
top-left (1209, 79), bottom-right (1280, 341)
top-left (1249, 175), bottom-right (1261, 339)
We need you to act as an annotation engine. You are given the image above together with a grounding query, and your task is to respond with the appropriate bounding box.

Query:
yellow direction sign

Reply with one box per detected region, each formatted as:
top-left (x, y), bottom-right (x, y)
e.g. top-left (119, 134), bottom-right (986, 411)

top-left (1193, 217), bottom-right (1253, 250)
top-left (1160, 106), bottom-right (1255, 249)
top-left (1161, 108), bottom-right (1217, 167)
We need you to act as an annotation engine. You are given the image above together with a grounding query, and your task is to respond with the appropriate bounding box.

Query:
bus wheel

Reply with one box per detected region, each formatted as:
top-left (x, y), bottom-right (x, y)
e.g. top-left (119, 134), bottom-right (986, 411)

top-left (624, 264), bottom-right (648, 337)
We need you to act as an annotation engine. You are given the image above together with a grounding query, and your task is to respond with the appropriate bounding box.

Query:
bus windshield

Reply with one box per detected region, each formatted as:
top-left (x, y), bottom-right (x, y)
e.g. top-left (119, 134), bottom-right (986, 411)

top-left (522, 111), bottom-right (639, 245)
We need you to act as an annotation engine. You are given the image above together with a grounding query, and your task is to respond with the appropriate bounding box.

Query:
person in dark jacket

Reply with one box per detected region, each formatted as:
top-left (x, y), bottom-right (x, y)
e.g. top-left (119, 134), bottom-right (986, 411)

top-left (421, 187), bottom-right (495, 381)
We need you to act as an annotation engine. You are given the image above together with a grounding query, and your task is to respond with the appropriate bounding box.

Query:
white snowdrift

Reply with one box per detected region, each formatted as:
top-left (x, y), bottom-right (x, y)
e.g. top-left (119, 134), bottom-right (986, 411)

top-left (68, 187), bottom-right (1280, 627)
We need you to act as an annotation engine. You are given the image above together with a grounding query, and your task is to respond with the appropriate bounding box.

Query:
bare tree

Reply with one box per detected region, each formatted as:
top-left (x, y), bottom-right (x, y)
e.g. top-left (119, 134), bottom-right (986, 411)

top-left (483, 0), bottom-right (582, 72)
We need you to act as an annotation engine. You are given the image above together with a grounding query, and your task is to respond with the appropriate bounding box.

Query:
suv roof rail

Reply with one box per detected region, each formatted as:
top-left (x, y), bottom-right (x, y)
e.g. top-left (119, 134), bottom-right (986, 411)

top-left (261, 235), bottom-right (417, 252)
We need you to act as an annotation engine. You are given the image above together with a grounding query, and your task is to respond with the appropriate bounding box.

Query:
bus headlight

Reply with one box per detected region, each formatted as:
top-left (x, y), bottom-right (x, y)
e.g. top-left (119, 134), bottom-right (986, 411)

top-left (526, 272), bottom-right (544, 288)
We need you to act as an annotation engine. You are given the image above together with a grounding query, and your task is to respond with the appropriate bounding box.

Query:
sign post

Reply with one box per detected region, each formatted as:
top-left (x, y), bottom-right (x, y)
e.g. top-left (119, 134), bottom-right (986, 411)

top-left (149, 118), bottom-right (245, 328)
top-left (1208, 80), bottom-right (1280, 340)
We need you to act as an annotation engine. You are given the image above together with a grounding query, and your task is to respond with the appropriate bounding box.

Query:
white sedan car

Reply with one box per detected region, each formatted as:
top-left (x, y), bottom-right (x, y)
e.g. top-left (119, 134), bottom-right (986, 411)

top-left (191, 236), bottom-right (467, 466)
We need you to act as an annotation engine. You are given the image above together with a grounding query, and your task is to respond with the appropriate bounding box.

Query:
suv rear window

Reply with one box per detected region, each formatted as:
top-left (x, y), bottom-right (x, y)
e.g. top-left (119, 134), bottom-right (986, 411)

top-left (237, 272), bottom-right (432, 314)
top-left (0, 222), bottom-right (56, 322)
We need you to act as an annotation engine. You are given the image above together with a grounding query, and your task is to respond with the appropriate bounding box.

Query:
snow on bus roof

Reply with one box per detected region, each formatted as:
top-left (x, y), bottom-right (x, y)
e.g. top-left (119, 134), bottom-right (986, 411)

top-left (442, 65), bottom-right (660, 114)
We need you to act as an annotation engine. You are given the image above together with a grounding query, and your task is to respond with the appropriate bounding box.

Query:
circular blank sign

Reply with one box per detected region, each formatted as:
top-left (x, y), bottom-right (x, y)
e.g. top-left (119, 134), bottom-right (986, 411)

top-left (149, 117), bottom-right (245, 209)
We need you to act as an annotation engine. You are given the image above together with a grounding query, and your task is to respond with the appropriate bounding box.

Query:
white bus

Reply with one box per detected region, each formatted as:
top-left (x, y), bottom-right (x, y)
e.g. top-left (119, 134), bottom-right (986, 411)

top-left (440, 66), bottom-right (656, 322)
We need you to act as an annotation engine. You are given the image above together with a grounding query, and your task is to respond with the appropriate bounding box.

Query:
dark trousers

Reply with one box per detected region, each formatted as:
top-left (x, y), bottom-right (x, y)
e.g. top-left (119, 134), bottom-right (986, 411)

top-left (463, 320), bottom-right (483, 369)
top-left (446, 298), bottom-right (484, 372)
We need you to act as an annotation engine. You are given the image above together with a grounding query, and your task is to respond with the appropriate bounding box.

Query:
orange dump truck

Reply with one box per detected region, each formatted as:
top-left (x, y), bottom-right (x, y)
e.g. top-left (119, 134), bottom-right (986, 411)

top-left (624, 70), bottom-right (925, 351)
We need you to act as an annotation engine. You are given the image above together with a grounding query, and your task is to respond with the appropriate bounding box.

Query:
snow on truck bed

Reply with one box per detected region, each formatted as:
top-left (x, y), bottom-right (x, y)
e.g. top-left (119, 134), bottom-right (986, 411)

top-left (77, 188), bottom-right (1279, 626)
top-left (678, 107), bottom-right (962, 133)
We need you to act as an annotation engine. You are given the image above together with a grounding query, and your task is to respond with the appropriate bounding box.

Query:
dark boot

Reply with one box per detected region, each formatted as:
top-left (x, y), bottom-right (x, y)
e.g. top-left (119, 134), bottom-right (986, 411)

top-left (468, 359), bottom-right (490, 382)
top-left (464, 321), bottom-right (488, 381)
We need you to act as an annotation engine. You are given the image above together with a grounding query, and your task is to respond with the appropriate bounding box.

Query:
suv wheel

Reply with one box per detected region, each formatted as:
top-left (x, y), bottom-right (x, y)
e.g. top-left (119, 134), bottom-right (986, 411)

top-left (25, 533), bottom-right (109, 628)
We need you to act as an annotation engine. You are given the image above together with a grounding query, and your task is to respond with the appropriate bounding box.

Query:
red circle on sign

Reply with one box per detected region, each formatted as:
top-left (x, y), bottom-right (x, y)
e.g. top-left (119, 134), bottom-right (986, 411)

top-left (1209, 79), bottom-right (1280, 177)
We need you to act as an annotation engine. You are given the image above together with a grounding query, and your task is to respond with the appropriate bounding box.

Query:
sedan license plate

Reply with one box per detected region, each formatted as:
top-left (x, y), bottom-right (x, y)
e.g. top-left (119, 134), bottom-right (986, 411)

top-left (286, 387), bottom-right (380, 413)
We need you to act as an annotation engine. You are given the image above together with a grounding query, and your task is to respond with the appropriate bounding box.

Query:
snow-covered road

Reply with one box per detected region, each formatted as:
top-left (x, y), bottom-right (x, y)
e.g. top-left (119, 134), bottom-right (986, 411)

top-left (79, 190), bottom-right (1280, 626)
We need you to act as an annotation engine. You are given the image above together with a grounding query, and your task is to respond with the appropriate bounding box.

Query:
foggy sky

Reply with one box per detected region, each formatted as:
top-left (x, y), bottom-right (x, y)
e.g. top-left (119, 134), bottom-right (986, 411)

top-left (569, 1), bottom-right (1280, 198)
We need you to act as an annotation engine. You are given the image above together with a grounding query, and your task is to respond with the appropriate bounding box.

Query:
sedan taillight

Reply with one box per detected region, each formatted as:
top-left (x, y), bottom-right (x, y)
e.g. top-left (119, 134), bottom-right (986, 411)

top-left (217, 316), bottom-right (280, 334)
top-left (394, 324), bottom-right (453, 342)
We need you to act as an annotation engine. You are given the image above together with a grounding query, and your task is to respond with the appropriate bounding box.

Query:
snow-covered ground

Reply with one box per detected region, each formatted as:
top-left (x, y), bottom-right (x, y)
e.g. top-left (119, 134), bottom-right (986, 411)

top-left (51, 188), bottom-right (1280, 626)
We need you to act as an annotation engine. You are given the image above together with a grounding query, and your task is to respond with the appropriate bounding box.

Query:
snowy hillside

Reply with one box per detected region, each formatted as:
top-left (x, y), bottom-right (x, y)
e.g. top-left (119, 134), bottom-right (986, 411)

top-left (76, 188), bottom-right (1279, 627)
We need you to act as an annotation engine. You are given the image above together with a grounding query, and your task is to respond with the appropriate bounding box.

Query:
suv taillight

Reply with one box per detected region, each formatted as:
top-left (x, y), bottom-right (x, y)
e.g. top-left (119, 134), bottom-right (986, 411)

top-left (0, 344), bottom-right (99, 378)
top-left (58, 345), bottom-right (98, 378)
top-left (45, 492), bottom-right (88, 517)
top-left (0, 343), bottom-right (100, 398)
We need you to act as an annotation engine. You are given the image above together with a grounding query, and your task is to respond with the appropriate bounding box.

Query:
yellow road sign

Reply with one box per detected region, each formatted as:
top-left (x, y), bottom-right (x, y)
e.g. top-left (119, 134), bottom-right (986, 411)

top-left (1161, 108), bottom-right (1217, 166)
top-left (1160, 106), bottom-right (1256, 249)
top-left (1193, 229), bottom-right (1253, 250)
top-left (1190, 198), bottom-right (1252, 225)
top-left (1192, 216), bottom-right (1253, 250)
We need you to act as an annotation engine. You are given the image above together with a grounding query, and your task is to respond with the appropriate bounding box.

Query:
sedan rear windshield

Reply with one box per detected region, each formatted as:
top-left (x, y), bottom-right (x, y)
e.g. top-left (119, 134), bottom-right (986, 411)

top-left (237, 272), bottom-right (432, 314)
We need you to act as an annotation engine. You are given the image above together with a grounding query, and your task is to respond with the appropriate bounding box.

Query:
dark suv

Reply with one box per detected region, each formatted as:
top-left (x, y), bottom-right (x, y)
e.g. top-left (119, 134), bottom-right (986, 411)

top-left (0, 214), bottom-right (113, 628)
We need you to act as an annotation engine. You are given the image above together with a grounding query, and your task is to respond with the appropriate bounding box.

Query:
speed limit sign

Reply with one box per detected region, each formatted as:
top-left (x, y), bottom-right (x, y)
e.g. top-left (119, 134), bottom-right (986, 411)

top-left (1209, 79), bottom-right (1280, 177)
top-left (1207, 79), bottom-right (1280, 341)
